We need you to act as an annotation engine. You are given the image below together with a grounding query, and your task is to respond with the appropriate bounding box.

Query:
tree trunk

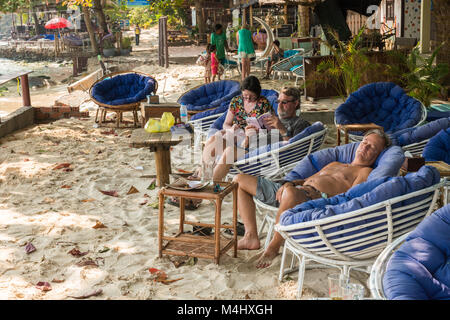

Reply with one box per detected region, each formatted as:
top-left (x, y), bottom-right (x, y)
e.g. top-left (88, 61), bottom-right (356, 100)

top-left (194, 0), bottom-right (205, 35)
top-left (92, 0), bottom-right (109, 34)
top-left (31, 6), bottom-right (40, 35)
top-left (82, 6), bottom-right (100, 55)
top-left (298, 5), bottom-right (310, 37)
top-left (432, 0), bottom-right (450, 86)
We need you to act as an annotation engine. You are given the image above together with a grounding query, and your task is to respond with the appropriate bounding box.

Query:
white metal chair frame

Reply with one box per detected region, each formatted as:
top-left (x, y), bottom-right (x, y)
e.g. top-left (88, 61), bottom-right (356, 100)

top-left (275, 180), bottom-right (444, 298)
top-left (335, 101), bottom-right (427, 143)
top-left (228, 127), bottom-right (328, 179)
top-left (188, 112), bottom-right (225, 149)
top-left (369, 232), bottom-right (409, 300)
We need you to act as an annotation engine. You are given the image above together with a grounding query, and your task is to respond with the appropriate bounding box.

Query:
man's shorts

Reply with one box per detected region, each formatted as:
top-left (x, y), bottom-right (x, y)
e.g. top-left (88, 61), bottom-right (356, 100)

top-left (254, 176), bottom-right (282, 207)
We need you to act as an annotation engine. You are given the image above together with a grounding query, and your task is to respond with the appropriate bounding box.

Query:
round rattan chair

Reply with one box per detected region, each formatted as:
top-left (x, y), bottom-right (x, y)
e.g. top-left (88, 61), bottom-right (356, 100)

top-left (90, 71), bottom-right (158, 128)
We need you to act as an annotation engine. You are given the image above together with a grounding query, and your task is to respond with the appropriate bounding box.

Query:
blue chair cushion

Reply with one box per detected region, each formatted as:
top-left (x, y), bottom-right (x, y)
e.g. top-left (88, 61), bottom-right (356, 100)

top-left (383, 204), bottom-right (450, 300)
top-left (390, 117), bottom-right (450, 147)
top-left (178, 80), bottom-right (241, 112)
top-left (242, 121), bottom-right (324, 159)
top-left (423, 127), bottom-right (450, 164)
top-left (335, 82), bottom-right (423, 134)
top-left (284, 50), bottom-right (298, 58)
top-left (207, 89), bottom-right (279, 135)
top-left (284, 142), bottom-right (405, 182)
top-left (91, 73), bottom-right (156, 106)
top-left (280, 166), bottom-right (441, 248)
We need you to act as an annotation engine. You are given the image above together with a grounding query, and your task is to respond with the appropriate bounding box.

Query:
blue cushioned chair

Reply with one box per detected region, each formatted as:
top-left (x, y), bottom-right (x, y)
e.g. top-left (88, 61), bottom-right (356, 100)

top-left (370, 204), bottom-right (450, 300)
top-left (390, 117), bottom-right (450, 156)
top-left (255, 141), bottom-right (406, 251)
top-left (335, 82), bottom-right (427, 142)
top-left (423, 127), bottom-right (450, 164)
top-left (275, 166), bottom-right (444, 298)
top-left (90, 71), bottom-right (158, 127)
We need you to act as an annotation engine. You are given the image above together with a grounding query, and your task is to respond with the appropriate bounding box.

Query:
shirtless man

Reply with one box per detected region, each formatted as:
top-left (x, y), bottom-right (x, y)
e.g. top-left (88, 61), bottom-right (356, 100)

top-left (232, 129), bottom-right (391, 268)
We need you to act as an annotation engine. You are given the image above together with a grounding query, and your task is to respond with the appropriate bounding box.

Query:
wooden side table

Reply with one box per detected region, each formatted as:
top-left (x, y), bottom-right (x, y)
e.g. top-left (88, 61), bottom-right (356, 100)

top-left (158, 182), bottom-right (238, 264)
top-left (336, 123), bottom-right (384, 146)
top-left (130, 129), bottom-right (183, 187)
top-left (140, 103), bottom-right (181, 127)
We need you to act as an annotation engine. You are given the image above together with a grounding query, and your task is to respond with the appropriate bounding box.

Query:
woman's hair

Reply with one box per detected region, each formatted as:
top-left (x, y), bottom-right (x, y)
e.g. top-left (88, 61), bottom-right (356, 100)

top-left (241, 76), bottom-right (261, 97)
top-left (281, 87), bottom-right (301, 109)
top-left (273, 40), bottom-right (280, 47)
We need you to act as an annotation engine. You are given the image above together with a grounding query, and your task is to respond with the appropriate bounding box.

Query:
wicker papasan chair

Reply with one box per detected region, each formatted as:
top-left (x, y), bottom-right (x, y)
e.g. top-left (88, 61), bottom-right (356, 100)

top-left (90, 71), bottom-right (158, 127)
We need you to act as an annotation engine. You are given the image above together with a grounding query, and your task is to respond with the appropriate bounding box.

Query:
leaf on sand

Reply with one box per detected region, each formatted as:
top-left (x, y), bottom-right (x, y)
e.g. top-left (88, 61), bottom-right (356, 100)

top-left (92, 220), bottom-right (107, 229)
top-left (68, 248), bottom-right (89, 257)
top-left (61, 185), bottom-right (71, 189)
top-left (51, 279), bottom-right (65, 283)
top-left (139, 200), bottom-right (148, 206)
top-left (148, 201), bottom-right (159, 209)
top-left (177, 169), bottom-right (192, 174)
top-left (99, 190), bottom-right (119, 197)
top-left (53, 163), bottom-right (71, 170)
top-left (170, 256), bottom-right (197, 268)
top-left (101, 129), bottom-right (116, 135)
top-left (127, 186), bottom-right (139, 195)
top-left (76, 258), bottom-right (98, 267)
top-left (36, 281), bottom-right (52, 291)
top-left (148, 268), bottom-right (182, 285)
top-left (25, 242), bottom-right (36, 254)
top-left (98, 246), bottom-right (110, 253)
top-left (81, 198), bottom-right (95, 202)
top-left (68, 289), bottom-right (103, 299)
top-left (147, 178), bottom-right (156, 190)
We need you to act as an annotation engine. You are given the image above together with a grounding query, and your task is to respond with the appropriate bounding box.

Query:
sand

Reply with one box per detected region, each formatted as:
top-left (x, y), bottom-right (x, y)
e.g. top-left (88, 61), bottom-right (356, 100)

top-left (0, 27), bottom-right (369, 300)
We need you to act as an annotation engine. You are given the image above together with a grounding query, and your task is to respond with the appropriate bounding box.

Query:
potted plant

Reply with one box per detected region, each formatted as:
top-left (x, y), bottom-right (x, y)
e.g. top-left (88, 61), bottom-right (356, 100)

top-left (120, 36), bottom-right (132, 55)
top-left (386, 43), bottom-right (449, 107)
top-left (103, 40), bottom-right (116, 57)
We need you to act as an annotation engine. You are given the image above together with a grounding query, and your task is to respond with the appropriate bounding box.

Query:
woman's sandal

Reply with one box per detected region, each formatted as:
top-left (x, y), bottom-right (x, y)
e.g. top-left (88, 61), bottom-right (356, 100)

top-left (168, 196), bottom-right (202, 210)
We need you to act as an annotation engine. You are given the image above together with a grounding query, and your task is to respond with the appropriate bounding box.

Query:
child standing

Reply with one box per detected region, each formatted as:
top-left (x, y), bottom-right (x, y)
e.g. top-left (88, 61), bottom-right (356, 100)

top-left (210, 44), bottom-right (220, 82)
top-left (204, 44), bottom-right (212, 83)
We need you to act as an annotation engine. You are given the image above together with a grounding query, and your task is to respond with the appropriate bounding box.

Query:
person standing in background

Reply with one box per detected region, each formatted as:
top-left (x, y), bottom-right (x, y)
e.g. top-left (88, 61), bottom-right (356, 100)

top-left (134, 24), bottom-right (140, 46)
top-left (236, 23), bottom-right (255, 81)
top-left (210, 23), bottom-right (231, 65)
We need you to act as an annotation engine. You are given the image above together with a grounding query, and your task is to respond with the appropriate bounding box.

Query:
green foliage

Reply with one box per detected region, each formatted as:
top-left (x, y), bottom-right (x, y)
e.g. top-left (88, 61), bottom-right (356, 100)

top-left (315, 26), bottom-right (376, 100)
top-left (386, 43), bottom-right (449, 107)
top-left (121, 36), bottom-right (131, 49)
top-left (127, 0), bottom-right (186, 28)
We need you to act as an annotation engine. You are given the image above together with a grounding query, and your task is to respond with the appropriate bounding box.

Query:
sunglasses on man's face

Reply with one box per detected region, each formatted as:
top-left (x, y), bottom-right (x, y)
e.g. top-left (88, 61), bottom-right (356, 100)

top-left (277, 99), bottom-right (296, 105)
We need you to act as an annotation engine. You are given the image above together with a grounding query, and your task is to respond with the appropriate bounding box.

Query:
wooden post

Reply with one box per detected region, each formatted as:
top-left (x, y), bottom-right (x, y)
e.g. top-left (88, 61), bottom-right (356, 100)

top-left (249, 5), bottom-right (253, 28)
top-left (20, 74), bottom-right (31, 107)
top-left (159, 16), bottom-right (169, 68)
top-left (420, 0), bottom-right (431, 53)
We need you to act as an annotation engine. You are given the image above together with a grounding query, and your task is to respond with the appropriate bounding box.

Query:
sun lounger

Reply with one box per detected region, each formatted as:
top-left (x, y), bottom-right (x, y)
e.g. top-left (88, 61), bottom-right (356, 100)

top-left (370, 203), bottom-right (450, 300)
top-left (276, 165), bottom-right (444, 298)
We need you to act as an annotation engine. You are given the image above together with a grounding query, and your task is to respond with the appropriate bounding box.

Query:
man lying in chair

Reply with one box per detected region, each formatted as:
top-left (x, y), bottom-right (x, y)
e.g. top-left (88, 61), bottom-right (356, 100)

top-left (233, 129), bottom-right (391, 268)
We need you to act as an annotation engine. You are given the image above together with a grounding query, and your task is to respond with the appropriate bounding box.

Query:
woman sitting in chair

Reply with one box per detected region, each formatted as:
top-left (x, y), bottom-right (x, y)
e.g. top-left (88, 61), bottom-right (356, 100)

top-left (202, 80), bottom-right (310, 181)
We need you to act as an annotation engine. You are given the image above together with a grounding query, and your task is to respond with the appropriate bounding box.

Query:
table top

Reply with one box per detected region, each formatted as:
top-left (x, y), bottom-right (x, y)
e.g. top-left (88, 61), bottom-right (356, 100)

top-left (337, 123), bottom-right (384, 131)
top-left (0, 71), bottom-right (33, 86)
top-left (130, 128), bottom-right (183, 148)
top-left (425, 161), bottom-right (450, 177)
top-left (159, 181), bottom-right (237, 200)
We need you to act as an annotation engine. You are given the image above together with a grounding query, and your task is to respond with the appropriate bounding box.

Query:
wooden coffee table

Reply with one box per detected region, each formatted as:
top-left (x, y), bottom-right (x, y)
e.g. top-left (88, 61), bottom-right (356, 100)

top-left (158, 181), bottom-right (238, 264)
top-left (130, 129), bottom-right (183, 187)
top-left (336, 123), bottom-right (384, 145)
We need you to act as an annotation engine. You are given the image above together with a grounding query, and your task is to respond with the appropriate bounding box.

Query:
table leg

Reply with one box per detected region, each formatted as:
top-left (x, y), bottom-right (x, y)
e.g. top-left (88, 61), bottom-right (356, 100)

top-left (154, 146), bottom-right (171, 187)
top-left (233, 187), bottom-right (238, 258)
top-left (20, 74), bottom-right (31, 107)
top-left (179, 197), bottom-right (185, 234)
top-left (158, 193), bottom-right (165, 258)
top-left (344, 128), bottom-right (349, 145)
top-left (336, 126), bottom-right (341, 146)
top-left (214, 199), bottom-right (222, 264)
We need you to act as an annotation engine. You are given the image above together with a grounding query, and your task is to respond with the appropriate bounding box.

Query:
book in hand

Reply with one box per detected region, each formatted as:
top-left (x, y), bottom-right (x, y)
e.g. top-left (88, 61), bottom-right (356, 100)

top-left (245, 112), bottom-right (274, 129)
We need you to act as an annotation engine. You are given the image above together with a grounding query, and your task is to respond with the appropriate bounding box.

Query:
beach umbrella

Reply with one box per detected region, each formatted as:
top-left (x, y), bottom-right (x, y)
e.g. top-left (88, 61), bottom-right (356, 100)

top-left (45, 17), bottom-right (72, 30)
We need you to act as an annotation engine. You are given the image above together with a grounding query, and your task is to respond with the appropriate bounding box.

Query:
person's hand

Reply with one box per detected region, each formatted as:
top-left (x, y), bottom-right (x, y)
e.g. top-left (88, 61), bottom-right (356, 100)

top-left (244, 125), bottom-right (258, 136)
top-left (263, 115), bottom-right (285, 131)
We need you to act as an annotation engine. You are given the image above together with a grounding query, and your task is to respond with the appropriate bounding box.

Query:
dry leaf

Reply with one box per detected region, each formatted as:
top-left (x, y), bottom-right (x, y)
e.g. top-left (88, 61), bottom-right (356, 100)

top-left (176, 169), bottom-right (192, 174)
top-left (61, 185), bottom-right (71, 189)
top-left (127, 186), bottom-right (139, 195)
top-left (148, 268), bottom-right (182, 285)
top-left (147, 178), bottom-right (156, 190)
top-left (81, 198), bottom-right (95, 202)
top-left (25, 242), bottom-right (36, 254)
top-left (53, 163), bottom-right (71, 170)
top-left (139, 200), bottom-right (148, 206)
top-left (51, 279), bottom-right (65, 283)
top-left (92, 220), bottom-right (107, 229)
top-left (36, 282), bottom-right (52, 291)
top-left (76, 258), bottom-right (98, 267)
top-left (99, 190), bottom-right (119, 197)
top-left (68, 248), bottom-right (88, 257)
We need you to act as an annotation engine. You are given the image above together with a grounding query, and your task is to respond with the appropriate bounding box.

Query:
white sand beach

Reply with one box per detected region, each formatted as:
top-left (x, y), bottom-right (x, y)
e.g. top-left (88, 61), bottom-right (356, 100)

top-left (0, 28), bottom-right (369, 300)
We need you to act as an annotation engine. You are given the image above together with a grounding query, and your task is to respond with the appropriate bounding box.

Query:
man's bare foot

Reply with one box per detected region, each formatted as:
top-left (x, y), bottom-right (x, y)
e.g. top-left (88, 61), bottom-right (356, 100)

top-left (237, 236), bottom-right (260, 250)
top-left (255, 249), bottom-right (279, 269)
